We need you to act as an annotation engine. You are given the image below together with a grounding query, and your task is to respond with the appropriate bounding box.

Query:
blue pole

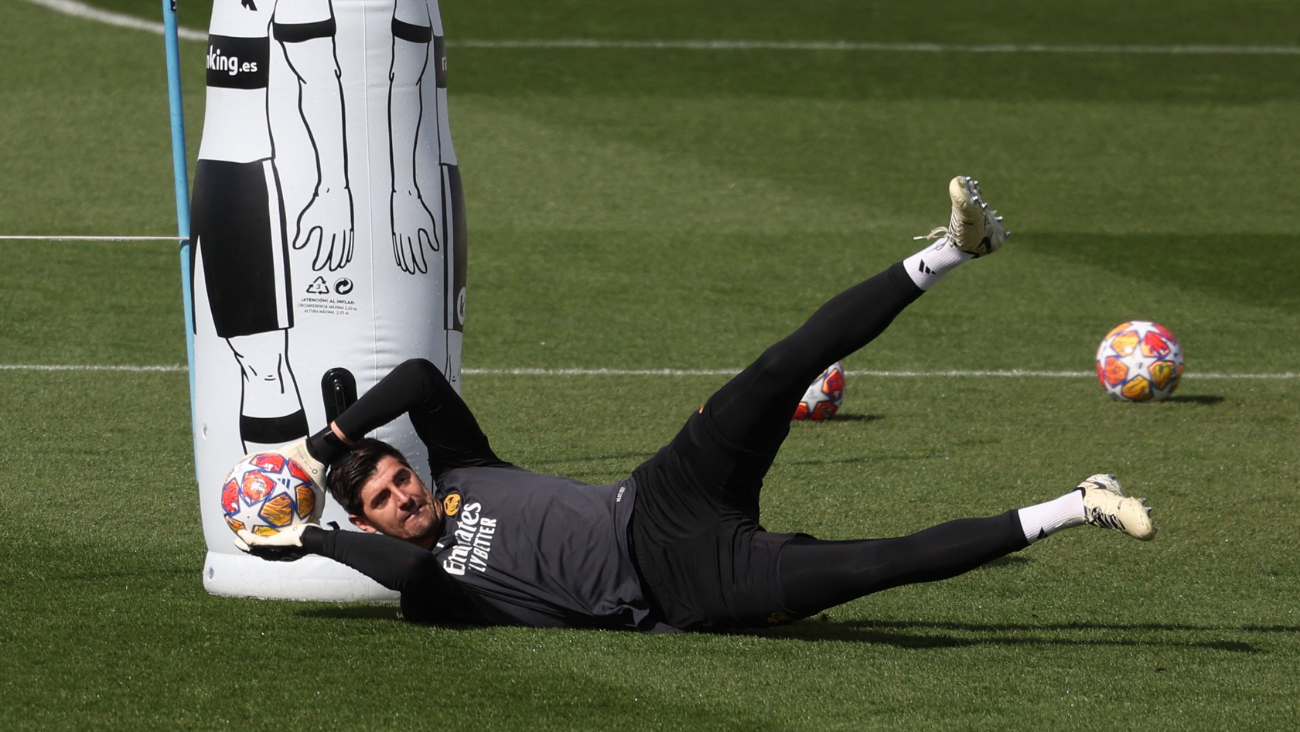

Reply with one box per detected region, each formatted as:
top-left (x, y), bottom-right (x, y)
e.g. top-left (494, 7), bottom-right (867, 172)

top-left (162, 0), bottom-right (199, 479)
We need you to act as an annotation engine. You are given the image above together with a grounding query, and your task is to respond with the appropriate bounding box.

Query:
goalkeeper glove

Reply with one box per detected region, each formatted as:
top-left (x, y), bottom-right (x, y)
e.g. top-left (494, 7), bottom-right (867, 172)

top-left (274, 438), bottom-right (328, 496)
top-left (234, 525), bottom-right (315, 561)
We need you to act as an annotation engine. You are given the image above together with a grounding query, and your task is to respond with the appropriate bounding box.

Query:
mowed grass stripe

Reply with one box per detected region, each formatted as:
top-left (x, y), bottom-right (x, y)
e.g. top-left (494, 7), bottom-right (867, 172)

top-left (23, 0), bottom-right (1300, 56)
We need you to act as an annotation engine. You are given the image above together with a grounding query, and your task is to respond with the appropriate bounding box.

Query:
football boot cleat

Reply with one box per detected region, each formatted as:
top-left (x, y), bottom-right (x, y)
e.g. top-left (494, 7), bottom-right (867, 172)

top-left (916, 176), bottom-right (1009, 257)
top-left (1078, 473), bottom-right (1155, 541)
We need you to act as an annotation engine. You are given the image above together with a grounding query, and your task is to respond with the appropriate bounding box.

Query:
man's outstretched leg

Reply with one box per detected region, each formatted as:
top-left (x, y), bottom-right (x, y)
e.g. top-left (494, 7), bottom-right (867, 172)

top-left (777, 474), bottom-right (1155, 617)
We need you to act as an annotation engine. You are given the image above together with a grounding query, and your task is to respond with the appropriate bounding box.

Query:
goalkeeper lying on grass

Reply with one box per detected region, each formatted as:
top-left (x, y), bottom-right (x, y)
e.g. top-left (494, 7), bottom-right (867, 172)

top-left (237, 177), bottom-right (1155, 633)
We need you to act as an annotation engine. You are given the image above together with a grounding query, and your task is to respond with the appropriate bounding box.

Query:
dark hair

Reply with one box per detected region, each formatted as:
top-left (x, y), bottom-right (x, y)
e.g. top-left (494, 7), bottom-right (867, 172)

top-left (327, 438), bottom-right (412, 516)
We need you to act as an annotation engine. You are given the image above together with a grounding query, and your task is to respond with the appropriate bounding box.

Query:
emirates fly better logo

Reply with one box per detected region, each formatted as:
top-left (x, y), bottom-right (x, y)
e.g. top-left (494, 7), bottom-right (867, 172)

top-left (441, 502), bottom-right (497, 576)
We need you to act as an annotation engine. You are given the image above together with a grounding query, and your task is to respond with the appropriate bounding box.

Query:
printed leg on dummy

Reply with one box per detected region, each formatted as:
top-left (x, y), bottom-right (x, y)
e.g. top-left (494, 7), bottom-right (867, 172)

top-left (228, 330), bottom-right (309, 452)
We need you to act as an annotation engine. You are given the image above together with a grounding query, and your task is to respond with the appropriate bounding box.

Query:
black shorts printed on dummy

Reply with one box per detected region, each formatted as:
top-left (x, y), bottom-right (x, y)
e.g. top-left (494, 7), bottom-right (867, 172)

top-left (190, 158), bottom-right (293, 338)
top-left (629, 263), bottom-right (925, 631)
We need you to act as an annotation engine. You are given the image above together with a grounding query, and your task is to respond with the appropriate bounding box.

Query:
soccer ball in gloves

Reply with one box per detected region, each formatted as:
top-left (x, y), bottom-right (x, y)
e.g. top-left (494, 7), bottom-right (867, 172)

top-left (220, 452), bottom-right (322, 537)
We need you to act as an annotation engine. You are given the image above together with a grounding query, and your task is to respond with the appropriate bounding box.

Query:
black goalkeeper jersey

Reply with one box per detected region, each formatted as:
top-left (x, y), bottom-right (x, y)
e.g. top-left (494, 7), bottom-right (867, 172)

top-left (428, 465), bottom-right (668, 631)
top-left (307, 466), bottom-right (675, 633)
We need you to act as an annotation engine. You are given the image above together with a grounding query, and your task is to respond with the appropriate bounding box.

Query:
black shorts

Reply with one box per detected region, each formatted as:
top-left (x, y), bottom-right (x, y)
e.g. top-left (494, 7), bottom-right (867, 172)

top-left (629, 409), bottom-right (802, 631)
top-left (191, 158), bottom-right (292, 338)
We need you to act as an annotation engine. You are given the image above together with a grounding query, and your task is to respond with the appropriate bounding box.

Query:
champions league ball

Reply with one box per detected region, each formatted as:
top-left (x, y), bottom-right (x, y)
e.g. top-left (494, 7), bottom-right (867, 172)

top-left (220, 453), bottom-right (322, 537)
top-left (1095, 321), bottom-right (1184, 402)
top-left (793, 362), bottom-right (846, 421)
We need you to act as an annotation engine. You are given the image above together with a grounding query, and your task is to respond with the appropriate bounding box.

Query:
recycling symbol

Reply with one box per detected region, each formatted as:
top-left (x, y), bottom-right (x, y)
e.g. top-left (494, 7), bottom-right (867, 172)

top-left (306, 276), bottom-right (330, 295)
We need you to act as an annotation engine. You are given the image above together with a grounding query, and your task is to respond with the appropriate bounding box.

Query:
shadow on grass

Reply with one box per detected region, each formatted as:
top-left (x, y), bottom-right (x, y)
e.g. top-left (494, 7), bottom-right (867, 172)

top-left (1163, 395), bottom-right (1225, 405)
top-left (787, 453), bottom-right (938, 466)
top-left (291, 607), bottom-right (1293, 655)
top-left (750, 618), bottom-right (1284, 653)
top-left (846, 619), bottom-right (1300, 635)
top-left (828, 412), bottom-right (883, 423)
top-left (297, 606), bottom-right (404, 622)
top-left (979, 555), bottom-right (1032, 569)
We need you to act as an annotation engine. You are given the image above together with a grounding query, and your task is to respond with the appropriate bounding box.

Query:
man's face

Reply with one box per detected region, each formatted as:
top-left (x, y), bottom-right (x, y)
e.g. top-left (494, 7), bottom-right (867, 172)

top-left (349, 455), bottom-right (443, 547)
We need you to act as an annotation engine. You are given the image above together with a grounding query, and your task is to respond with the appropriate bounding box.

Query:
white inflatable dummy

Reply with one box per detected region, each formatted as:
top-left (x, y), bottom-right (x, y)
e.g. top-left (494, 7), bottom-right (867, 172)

top-left (190, 0), bottom-right (464, 600)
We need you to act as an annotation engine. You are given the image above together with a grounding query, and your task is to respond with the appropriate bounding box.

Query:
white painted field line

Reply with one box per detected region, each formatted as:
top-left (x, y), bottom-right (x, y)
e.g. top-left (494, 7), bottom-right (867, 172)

top-left (0, 364), bottom-right (187, 373)
top-left (466, 367), bottom-right (738, 377)
top-left (0, 236), bottom-right (184, 242)
top-left (1, 364), bottom-right (1294, 379)
top-left (464, 368), bottom-right (1298, 380)
top-left (21, 0), bottom-right (1300, 57)
top-left (22, 0), bottom-right (206, 41)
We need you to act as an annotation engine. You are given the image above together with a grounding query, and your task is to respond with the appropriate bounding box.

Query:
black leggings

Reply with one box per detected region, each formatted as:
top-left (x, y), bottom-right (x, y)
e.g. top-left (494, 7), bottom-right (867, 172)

top-left (778, 513), bottom-right (1027, 617)
top-left (705, 262), bottom-right (923, 457)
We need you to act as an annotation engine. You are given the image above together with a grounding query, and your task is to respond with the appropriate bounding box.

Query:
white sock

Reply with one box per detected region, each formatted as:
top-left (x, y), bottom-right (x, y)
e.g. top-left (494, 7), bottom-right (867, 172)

top-left (902, 236), bottom-right (974, 291)
top-left (1017, 490), bottom-right (1086, 544)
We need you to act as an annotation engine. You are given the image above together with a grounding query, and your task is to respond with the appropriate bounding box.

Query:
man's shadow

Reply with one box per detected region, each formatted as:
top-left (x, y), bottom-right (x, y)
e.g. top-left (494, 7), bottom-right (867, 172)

top-left (746, 618), bottom-right (1274, 653)
top-left (297, 606), bottom-right (1280, 655)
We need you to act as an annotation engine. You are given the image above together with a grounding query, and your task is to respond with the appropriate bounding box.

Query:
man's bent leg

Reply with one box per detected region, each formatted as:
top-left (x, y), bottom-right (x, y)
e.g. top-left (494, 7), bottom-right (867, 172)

top-left (705, 261), bottom-right (922, 457)
top-left (706, 176), bottom-right (1009, 457)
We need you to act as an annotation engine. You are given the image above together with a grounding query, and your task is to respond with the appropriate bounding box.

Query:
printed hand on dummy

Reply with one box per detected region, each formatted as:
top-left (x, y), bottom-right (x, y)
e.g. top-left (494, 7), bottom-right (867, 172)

top-left (391, 188), bottom-right (439, 274)
top-left (294, 183), bottom-right (355, 271)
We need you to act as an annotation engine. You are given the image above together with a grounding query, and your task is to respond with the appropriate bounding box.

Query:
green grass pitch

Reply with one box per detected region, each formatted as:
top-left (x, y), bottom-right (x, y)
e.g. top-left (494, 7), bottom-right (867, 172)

top-left (2, 1), bottom-right (1298, 729)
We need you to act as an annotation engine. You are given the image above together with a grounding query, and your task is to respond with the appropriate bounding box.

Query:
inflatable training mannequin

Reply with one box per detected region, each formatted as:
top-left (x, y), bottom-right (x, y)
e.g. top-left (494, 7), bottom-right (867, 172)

top-left (191, 0), bottom-right (465, 600)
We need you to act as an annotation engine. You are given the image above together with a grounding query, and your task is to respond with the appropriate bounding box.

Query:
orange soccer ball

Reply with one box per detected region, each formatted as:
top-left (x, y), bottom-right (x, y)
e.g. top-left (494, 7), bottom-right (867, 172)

top-left (793, 362), bottom-right (846, 421)
top-left (1095, 321), bottom-right (1184, 402)
top-left (220, 452), bottom-right (322, 537)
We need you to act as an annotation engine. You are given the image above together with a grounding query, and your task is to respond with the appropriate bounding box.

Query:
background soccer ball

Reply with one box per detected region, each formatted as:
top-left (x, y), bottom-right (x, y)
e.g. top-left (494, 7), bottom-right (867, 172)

top-left (793, 362), bottom-right (846, 421)
top-left (220, 453), bottom-right (322, 537)
top-left (1095, 321), bottom-right (1184, 402)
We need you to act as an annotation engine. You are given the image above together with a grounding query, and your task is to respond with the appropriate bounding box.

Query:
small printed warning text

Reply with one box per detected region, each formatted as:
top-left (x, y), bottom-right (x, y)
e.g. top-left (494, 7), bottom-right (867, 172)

top-left (299, 297), bottom-right (358, 316)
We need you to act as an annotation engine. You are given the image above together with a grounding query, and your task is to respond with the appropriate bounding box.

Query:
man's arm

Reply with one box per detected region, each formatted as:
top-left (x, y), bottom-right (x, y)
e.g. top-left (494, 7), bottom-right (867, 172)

top-left (237, 525), bottom-right (492, 624)
top-left (306, 358), bottom-right (507, 477)
top-left (235, 524), bottom-right (431, 589)
top-left (303, 525), bottom-right (435, 590)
